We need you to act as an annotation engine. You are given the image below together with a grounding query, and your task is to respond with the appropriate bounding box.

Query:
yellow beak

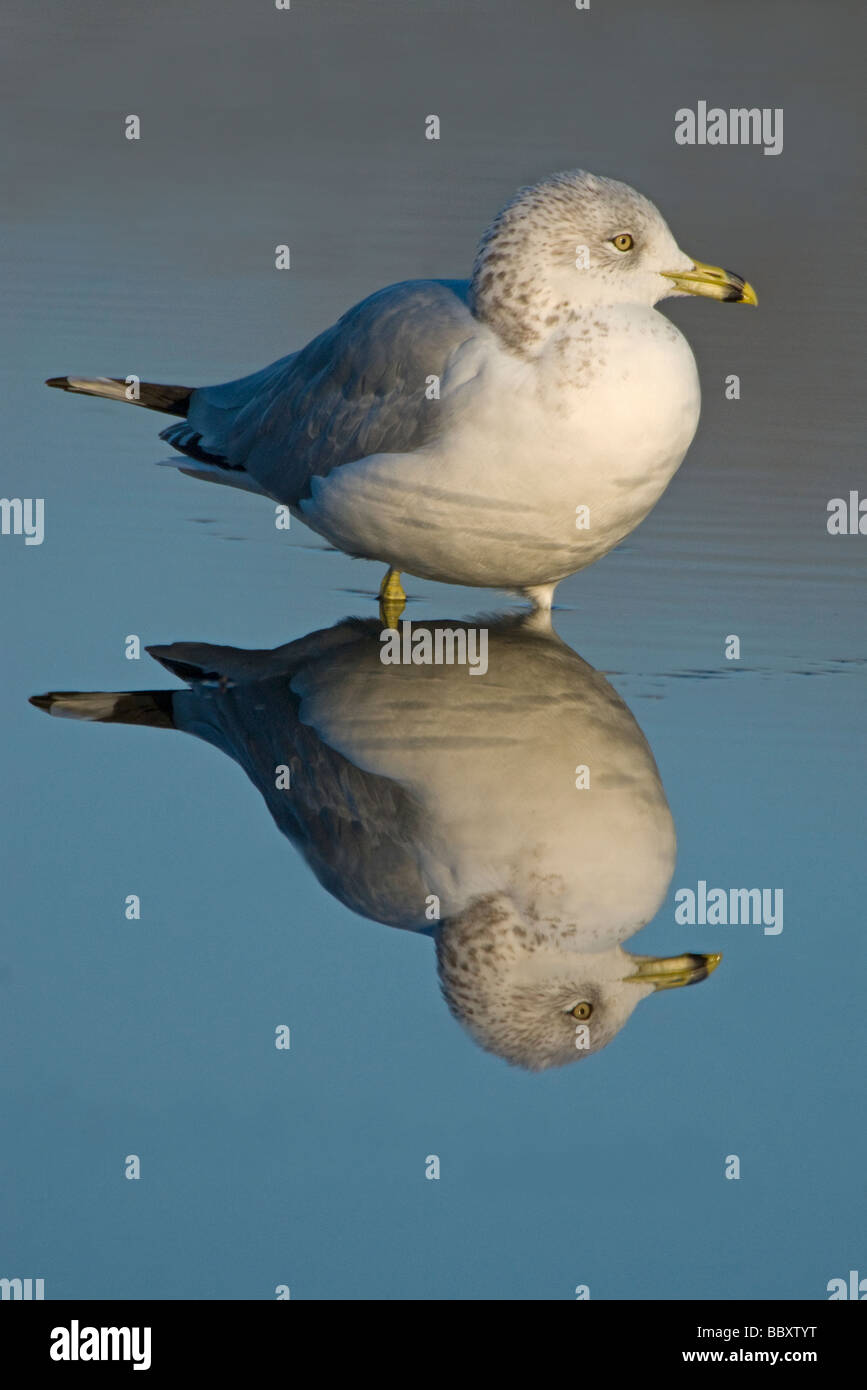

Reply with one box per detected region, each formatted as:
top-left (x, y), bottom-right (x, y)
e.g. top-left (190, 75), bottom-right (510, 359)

top-left (661, 257), bottom-right (758, 306)
top-left (624, 952), bottom-right (723, 990)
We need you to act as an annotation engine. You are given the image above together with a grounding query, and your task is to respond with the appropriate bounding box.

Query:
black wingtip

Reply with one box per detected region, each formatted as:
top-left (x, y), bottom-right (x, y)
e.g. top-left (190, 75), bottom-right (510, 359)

top-left (45, 377), bottom-right (71, 390)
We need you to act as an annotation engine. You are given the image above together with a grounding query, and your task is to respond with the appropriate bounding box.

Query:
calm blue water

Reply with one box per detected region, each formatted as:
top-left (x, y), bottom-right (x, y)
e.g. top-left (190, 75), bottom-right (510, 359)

top-left (2, 0), bottom-right (864, 1300)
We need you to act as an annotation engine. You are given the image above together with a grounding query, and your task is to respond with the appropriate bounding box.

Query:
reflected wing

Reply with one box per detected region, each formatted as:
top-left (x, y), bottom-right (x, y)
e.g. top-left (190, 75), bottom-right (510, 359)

top-left (149, 637), bottom-right (433, 932)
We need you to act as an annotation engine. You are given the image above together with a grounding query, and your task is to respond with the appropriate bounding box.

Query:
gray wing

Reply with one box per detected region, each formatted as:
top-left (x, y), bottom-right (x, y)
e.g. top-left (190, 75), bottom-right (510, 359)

top-left (148, 631), bottom-right (433, 932)
top-left (160, 279), bottom-right (476, 504)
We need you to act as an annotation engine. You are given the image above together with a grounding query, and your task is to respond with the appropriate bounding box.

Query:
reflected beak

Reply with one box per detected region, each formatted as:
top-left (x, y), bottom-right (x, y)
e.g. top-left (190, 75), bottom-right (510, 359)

top-left (661, 257), bottom-right (757, 305)
top-left (624, 952), bottom-right (723, 990)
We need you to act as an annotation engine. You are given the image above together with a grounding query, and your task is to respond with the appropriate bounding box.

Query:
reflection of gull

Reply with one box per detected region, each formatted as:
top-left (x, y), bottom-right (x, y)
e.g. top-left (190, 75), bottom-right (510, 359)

top-left (31, 614), bottom-right (720, 1070)
top-left (46, 170), bottom-right (755, 617)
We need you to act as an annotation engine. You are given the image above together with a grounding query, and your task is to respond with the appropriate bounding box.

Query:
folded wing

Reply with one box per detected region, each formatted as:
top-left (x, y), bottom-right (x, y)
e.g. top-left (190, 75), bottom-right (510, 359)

top-left (160, 279), bottom-right (477, 503)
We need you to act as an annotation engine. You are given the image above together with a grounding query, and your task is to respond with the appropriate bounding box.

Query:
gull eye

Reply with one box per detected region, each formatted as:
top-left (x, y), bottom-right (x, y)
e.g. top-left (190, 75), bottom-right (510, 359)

top-left (571, 1002), bottom-right (593, 1021)
top-left (611, 233), bottom-right (634, 252)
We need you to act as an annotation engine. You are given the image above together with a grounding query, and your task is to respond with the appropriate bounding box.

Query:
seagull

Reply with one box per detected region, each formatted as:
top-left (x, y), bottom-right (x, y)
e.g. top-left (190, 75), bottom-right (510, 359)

top-left (31, 612), bottom-right (721, 1069)
top-left (46, 170), bottom-right (756, 622)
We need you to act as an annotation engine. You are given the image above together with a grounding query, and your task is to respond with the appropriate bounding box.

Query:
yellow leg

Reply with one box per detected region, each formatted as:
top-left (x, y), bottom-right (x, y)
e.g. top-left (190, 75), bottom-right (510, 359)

top-left (378, 567), bottom-right (406, 628)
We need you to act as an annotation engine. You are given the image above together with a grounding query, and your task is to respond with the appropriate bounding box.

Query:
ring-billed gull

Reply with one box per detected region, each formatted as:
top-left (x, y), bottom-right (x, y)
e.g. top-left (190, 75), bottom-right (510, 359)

top-left (31, 613), bottom-right (721, 1070)
top-left (46, 170), bottom-right (756, 618)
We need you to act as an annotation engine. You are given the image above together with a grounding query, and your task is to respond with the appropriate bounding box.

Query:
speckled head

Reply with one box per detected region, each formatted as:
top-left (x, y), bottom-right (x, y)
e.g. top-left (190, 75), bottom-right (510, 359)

top-left (469, 169), bottom-right (743, 357)
top-left (435, 891), bottom-right (721, 1071)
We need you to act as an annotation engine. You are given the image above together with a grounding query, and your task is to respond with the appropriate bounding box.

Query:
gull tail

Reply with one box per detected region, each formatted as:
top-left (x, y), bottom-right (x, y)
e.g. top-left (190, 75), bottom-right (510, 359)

top-left (29, 690), bottom-right (177, 729)
top-left (45, 376), bottom-right (192, 416)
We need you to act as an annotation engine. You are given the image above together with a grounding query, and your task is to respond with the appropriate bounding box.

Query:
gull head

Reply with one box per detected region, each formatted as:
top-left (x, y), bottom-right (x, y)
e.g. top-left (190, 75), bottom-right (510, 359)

top-left (470, 169), bottom-right (756, 355)
top-left (435, 893), bottom-right (721, 1071)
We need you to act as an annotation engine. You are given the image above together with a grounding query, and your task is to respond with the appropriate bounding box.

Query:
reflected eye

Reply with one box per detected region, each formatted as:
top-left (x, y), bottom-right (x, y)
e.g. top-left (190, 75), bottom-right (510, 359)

top-left (611, 233), bottom-right (634, 252)
top-left (571, 1002), bottom-right (593, 1021)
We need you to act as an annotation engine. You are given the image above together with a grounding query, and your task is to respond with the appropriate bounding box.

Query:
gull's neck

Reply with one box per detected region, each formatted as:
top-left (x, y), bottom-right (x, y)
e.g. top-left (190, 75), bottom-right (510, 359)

top-left (469, 235), bottom-right (571, 358)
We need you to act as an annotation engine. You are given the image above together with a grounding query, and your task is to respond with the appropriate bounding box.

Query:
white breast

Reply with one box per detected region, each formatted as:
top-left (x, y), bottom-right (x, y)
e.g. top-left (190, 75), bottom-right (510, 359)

top-left (301, 306), bottom-right (701, 590)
